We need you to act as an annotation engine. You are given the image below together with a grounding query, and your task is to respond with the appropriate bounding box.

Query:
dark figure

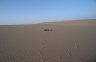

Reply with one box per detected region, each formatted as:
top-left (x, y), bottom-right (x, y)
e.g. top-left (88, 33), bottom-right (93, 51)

top-left (44, 29), bottom-right (53, 31)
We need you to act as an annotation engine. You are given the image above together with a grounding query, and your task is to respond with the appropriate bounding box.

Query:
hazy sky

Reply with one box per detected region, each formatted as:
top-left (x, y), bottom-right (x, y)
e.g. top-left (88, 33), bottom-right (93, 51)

top-left (0, 0), bottom-right (96, 25)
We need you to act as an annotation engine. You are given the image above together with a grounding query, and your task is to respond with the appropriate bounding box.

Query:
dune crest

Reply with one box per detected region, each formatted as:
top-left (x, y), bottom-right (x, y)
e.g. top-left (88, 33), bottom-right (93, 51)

top-left (0, 19), bottom-right (96, 62)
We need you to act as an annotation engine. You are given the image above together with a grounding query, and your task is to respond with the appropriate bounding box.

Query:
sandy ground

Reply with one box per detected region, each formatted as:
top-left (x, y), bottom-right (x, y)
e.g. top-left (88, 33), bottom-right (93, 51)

top-left (0, 19), bottom-right (96, 62)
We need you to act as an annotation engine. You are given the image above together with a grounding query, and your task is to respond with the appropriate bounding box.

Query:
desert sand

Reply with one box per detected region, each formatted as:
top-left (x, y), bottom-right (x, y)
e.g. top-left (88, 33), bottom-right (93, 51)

top-left (0, 19), bottom-right (96, 62)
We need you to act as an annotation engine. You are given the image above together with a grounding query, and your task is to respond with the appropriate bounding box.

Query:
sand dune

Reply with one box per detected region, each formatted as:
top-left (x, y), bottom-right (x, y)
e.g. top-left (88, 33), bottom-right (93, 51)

top-left (0, 19), bottom-right (96, 62)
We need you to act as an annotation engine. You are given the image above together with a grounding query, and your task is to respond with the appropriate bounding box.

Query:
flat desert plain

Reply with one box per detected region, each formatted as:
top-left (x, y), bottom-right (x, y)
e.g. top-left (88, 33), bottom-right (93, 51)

top-left (0, 19), bottom-right (96, 62)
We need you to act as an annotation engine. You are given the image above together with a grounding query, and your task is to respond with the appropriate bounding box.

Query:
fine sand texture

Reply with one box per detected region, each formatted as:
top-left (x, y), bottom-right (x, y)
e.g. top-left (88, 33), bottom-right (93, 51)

top-left (0, 19), bottom-right (96, 62)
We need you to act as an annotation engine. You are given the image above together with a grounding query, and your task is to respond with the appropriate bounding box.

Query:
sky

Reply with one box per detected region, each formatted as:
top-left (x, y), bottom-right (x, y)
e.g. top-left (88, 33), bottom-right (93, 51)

top-left (0, 0), bottom-right (96, 25)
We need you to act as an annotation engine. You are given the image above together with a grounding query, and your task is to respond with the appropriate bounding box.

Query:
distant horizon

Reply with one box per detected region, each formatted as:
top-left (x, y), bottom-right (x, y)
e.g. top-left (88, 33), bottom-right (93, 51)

top-left (0, 18), bottom-right (96, 25)
top-left (0, 0), bottom-right (96, 25)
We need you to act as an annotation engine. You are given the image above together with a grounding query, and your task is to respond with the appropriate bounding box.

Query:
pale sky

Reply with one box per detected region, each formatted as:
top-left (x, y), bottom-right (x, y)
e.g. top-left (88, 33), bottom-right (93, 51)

top-left (0, 0), bottom-right (96, 25)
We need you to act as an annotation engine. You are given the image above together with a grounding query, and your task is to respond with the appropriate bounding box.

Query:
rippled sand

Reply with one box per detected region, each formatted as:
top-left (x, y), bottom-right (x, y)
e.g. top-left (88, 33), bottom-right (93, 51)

top-left (0, 19), bottom-right (96, 62)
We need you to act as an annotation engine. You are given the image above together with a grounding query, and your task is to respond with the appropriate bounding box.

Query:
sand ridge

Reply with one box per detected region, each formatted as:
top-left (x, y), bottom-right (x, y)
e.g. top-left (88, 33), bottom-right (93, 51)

top-left (0, 19), bottom-right (96, 62)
